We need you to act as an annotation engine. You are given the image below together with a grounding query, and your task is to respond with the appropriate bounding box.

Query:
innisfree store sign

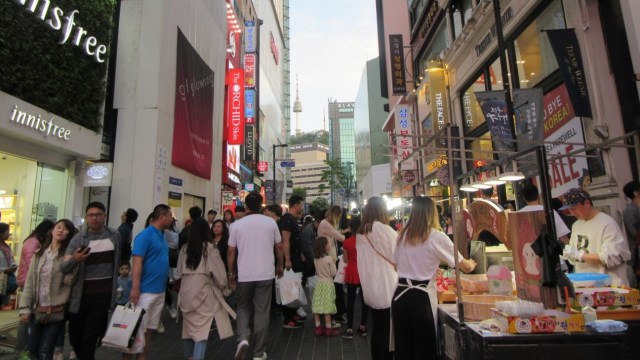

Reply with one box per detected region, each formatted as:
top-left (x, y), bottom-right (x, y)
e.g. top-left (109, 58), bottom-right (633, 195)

top-left (14, 0), bottom-right (108, 62)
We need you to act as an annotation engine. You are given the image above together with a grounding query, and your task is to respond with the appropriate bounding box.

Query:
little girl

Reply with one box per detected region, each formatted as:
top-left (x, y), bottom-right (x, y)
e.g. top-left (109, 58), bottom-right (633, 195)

top-left (312, 236), bottom-right (340, 337)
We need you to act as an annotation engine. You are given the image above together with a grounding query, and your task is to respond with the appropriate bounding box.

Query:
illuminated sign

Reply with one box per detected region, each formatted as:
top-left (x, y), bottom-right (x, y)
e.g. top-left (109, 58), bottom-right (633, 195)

top-left (389, 34), bottom-right (406, 94)
top-left (83, 162), bottom-right (113, 187)
top-left (394, 104), bottom-right (415, 170)
top-left (13, 0), bottom-right (108, 62)
top-left (226, 144), bottom-right (240, 173)
top-left (244, 53), bottom-right (256, 88)
top-left (226, 69), bottom-right (245, 144)
top-left (258, 161), bottom-right (268, 172)
top-left (245, 89), bottom-right (255, 121)
top-left (244, 21), bottom-right (256, 53)
top-left (10, 105), bottom-right (71, 140)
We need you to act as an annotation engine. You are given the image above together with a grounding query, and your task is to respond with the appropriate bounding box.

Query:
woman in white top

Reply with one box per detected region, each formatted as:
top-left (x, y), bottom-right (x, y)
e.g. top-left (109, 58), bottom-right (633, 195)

top-left (356, 197), bottom-right (398, 360)
top-left (392, 197), bottom-right (476, 359)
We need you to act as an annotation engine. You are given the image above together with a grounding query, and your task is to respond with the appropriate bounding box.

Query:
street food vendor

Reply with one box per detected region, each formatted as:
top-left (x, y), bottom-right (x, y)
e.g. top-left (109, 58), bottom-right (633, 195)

top-left (560, 188), bottom-right (631, 286)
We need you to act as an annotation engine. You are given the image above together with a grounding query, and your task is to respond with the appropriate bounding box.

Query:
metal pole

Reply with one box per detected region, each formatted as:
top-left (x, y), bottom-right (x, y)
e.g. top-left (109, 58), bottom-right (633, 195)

top-left (272, 144), bottom-right (276, 205)
top-left (492, 0), bottom-right (518, 152)
top-left (447, 125), bottom-right (465, 323)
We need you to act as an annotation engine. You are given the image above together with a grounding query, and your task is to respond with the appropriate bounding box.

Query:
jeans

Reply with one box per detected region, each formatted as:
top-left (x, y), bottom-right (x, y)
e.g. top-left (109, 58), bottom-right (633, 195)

top-left (183, 339), bottom-right (207, 360)
top-left (28, 318), bottom-right (65, 360)
top-left (345, 284), bottom-right (368, 329)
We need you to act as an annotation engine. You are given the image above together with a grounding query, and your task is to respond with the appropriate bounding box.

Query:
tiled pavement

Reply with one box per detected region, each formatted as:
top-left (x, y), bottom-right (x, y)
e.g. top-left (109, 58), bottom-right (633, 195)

top-left (92, 304), bottom-right (372, 360)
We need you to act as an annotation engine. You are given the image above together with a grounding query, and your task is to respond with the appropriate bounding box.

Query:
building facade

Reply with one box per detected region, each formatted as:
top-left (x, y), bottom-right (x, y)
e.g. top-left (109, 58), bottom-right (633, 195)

top-left (328, 101), bottom-right (356, 206)
top-left (289, 142), bottom-right (330, 203)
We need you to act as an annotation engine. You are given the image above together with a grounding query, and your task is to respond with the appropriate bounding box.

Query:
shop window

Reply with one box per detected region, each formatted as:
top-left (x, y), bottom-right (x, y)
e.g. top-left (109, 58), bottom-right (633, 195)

top-left (418, 21), bottom-right (449, 73)
top-left (513, 0), bottom-right (565, 88)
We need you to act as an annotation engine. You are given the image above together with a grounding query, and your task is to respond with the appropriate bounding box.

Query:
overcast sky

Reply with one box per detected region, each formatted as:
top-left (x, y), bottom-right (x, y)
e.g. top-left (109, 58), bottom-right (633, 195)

top-left (289, 0), bottom-right (379, 134)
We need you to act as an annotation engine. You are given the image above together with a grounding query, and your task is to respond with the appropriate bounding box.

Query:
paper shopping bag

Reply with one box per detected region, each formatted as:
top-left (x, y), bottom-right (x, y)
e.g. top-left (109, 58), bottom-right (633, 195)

top-left (102, 303), bottom-right (146, 351)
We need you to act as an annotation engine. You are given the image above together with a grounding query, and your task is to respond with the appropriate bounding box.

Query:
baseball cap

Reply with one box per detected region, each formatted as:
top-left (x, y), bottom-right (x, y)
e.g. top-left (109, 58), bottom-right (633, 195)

top-left (559, 188), bottom-right (591, 210)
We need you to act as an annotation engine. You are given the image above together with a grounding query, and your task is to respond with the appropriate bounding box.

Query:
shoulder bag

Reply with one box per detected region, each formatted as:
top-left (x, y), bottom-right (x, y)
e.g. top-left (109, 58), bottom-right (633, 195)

top-left (34, 305), bottom-right (65, 324)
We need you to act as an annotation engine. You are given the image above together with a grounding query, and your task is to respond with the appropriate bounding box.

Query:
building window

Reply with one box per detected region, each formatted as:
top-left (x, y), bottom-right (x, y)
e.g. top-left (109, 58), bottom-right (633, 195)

top-left (513, 0), bottom-right (565, 88)
top-left (449, 0), bottom-right (474, 40)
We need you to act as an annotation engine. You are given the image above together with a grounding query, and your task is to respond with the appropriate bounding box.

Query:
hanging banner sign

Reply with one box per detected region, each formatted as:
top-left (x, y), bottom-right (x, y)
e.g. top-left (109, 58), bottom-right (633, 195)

top-left (513, 88), bottom-right (544, 151)
top-left (389, 34), bottom-right (406, 95)
top-left (427, 61), bottom-right (449, 147)
top-left (226, 69), bottom-right (245, 144)
top-left (244, 53), bottom-right (256, 88)
top-left (545, 29), bottom-right (592, 118)
top-left (394, 104), bottom-right (415, 170)
top-left (258, 161), bottom-right (269, 173)
top-left (172, 29), bottom-right (214, 179)
top-left (475, 91), bottom-right (515, 159)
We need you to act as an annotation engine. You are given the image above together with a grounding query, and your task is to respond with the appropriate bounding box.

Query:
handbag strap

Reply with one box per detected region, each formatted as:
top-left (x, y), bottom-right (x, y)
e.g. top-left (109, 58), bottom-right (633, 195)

top-left (363, 233), bottom-right (396, 270)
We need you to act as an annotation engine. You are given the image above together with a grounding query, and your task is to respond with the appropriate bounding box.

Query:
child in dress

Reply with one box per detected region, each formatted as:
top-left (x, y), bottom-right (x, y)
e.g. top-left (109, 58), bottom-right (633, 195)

top-left (312, 236), bottom-right (340, 337)
top-left (116, 263), bottom-right (132, 306)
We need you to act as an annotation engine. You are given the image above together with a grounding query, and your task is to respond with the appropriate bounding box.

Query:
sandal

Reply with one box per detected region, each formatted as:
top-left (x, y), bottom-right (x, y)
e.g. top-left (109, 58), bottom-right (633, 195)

top-left (342, 329), bottom-right (354, 339)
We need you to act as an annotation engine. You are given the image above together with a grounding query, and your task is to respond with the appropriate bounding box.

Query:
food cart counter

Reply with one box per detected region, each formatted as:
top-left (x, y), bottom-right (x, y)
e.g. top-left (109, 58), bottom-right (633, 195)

top-left (438, 304), bottom-right (638, 360)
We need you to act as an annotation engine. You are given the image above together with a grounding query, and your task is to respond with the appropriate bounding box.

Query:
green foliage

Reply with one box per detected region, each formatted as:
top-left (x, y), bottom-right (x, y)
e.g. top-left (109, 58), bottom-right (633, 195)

top-left (309, 197), bottom-right (329, 216)
top-left (318, 158), bottom-right (355, 197)
top-left (0, 0), bottom-right (117, 132)
top-left (292, 187), bottom-right (307, 199)
top-left (289, 130), bottom-right (329, 146)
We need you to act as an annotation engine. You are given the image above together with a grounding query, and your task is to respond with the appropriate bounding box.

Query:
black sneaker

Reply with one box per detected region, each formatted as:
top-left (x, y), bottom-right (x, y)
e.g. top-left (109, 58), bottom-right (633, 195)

top-left (342, 329), bottom-right (354, 339)
top-left (234, 340), bottom-right (249, 360)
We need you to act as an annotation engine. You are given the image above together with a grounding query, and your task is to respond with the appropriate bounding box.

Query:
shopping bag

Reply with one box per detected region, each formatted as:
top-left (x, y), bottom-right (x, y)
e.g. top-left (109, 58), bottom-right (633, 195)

top-left (102, 303), bottom-right (146, 351)
top-left (276, 270), bottom-right (307, 308)
top-left (334, 255), bottom-right (345, 284)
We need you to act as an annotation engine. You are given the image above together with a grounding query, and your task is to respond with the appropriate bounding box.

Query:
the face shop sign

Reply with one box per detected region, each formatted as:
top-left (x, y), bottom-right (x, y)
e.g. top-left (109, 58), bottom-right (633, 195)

top-left (13, 0), bottom-right (109, 63)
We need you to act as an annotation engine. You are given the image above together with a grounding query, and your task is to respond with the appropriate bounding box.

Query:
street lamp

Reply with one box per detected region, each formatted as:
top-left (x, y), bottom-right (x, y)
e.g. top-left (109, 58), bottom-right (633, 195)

top-left (273, 143), bottom-right (288, 204)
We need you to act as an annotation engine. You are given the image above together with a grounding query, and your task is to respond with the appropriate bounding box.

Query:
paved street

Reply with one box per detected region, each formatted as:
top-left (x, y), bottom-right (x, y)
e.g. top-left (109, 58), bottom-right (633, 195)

top-left (92, 306), bottom-right (372, 360)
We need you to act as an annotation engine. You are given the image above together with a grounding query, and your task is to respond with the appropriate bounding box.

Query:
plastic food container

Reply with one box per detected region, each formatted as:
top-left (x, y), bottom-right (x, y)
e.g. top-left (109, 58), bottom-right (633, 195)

top-left (566, 273), bottom-right (612, 288)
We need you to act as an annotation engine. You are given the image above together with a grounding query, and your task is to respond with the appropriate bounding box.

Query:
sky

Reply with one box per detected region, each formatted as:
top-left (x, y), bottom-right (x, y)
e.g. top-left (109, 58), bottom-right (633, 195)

top-left (289, 0), bottom-right (379, 134)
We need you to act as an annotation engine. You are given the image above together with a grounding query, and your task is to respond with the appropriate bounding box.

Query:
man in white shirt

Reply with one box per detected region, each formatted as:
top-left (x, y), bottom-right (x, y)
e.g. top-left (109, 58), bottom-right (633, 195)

top-left (227, 192), bottom-right (284, 360)
top-left (561, 188), bottom-right (631, 286)
top-left (519, 184), bottom-right (570, 243)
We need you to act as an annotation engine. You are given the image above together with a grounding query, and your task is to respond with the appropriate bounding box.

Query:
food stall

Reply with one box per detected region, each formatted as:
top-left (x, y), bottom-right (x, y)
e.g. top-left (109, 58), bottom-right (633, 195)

top-left (434, 128), bottom-right (640, 359)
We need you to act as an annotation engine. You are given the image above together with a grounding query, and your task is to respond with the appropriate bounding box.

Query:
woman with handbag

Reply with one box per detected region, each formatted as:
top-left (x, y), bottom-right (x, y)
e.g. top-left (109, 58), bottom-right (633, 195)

top-left (19, 219), bottom-right (78, 360)
top-left (392, 197), bottom-right (476, 359)
top-left (176, 217), bottom-right (235, 360)
top-left (355, 197), bottom-right (398, 360)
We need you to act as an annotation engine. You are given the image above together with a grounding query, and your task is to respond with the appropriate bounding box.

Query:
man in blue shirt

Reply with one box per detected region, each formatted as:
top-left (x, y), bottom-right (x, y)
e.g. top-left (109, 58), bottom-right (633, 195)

top-left (127, 204), bottom-right (173, 360)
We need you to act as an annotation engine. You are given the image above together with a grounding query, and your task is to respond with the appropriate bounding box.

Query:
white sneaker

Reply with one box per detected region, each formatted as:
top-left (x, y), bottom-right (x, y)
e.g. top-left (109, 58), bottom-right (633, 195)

top-left (168, 306), bottom-right (178, 319)
top-left (235, 340), bottom-right (249, 360)
top-left (296, 307), bottom-right (307, 318)
top-left (157, 320), bottom-right (165, 334)
top-left (253, 351), bottom-right (268, 360)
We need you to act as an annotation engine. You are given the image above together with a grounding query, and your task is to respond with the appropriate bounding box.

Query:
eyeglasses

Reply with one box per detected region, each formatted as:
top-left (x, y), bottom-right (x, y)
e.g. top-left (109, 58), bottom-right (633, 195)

top-left (86, 212), bottom-right (105, 218)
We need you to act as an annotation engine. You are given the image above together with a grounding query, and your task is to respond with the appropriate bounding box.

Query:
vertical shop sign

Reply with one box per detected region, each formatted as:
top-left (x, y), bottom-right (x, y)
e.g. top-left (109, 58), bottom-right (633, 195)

top-left (168, 177), bottom-right (183, 208)
top-left (172, 29), bottom-right (214, 179)
top-left (389, 34), bottom-right (406, 95)
top-left (244, 125), bottom-right (255, 162)
top-left (244, 21), bottom-right (256, 53)
top-left (226, 69), bottom-right (245, 144)
top-left (394, 104), bottom-right (415, 170)
top-left (475, 91), bottom-right (516, 160)
top-left (428, 61), bottom-right (449, 147)
top-left (545, 29), bottom-right (592, 118)
top-left (513, 88), bottom-right (544, 151)
top-left (245, 89), bottom-right (255, 123)
top-left (258, 161), bottom-right (268, 173)
top-left (244, 53), bottom-right (256, 88)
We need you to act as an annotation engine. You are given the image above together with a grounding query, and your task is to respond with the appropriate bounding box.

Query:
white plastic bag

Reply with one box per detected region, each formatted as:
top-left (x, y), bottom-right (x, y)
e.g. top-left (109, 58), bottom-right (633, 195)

top-left (276, 270), bottom-right (307, 308)
top-left (334, 255), bottom-right (346, 284)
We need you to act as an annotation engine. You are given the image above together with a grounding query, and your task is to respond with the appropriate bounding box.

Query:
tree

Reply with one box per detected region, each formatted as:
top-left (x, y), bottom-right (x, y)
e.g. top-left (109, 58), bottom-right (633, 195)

top-left (309, 197), bottom-right (329, 217)
top-left (289, 130), bottom-right (329, 146)
top-left (292, 187), bottom-right (307, 199)
top-left (318, 158), bottom-right (356, 206)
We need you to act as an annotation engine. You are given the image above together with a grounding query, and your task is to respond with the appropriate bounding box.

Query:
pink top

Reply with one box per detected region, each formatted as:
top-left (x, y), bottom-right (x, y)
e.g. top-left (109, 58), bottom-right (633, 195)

top-left (342, 235), bottom-right (360, 284)
top-left (18, 237), bottom-right (40, 287)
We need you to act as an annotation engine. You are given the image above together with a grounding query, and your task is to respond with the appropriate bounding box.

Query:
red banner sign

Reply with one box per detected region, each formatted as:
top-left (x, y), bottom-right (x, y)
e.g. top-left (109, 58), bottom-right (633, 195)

top-left (172, 29), bottom-right (213, 179)
top-left (258, 161), bottom-right (268, 172)
top-left (226, 69), bottom-right (245, 144)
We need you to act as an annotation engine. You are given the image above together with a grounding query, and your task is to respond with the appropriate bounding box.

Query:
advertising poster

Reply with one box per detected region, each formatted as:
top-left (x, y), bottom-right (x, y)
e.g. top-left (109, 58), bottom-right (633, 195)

top-left (543, 84), bottom-right (589, 197)
top-left (475, 91), bottom-right (516, 160)
top-left (172, 29), bottom-right (214, 179)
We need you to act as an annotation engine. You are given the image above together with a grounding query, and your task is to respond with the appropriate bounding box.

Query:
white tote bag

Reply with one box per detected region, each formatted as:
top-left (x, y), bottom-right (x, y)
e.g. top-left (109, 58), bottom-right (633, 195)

top-left (334, 255), bottom-right (346, 284)
top-left (102, 303), bottom-right (146, 351)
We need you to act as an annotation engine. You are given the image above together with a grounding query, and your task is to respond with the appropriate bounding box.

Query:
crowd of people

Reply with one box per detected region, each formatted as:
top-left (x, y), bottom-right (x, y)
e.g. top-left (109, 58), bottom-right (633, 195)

top-left (0, 180), bottom-right (637, 360)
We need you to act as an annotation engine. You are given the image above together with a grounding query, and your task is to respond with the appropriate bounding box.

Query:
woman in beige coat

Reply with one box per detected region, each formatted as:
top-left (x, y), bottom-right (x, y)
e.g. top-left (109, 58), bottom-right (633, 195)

top-left (176, 218), bottom-right (235, 360)
top-left (18, 219), bottom-right (78, 360)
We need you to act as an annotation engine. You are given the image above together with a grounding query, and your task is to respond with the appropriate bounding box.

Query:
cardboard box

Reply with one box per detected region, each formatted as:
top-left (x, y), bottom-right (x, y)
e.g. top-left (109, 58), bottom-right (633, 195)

top-left (491, 308), bottom-right (586, 333)
top-left (573, 288), bottom-right (640, 308)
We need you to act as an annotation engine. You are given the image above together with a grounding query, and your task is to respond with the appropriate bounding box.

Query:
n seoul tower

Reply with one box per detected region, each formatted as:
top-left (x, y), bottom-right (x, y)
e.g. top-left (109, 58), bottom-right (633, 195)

top-left (293, 74), bottom-right (302, 135)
